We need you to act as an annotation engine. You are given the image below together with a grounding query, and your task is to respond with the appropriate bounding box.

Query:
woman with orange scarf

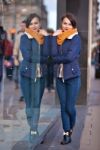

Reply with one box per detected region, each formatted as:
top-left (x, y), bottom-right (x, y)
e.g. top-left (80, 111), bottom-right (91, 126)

top-left (20, 13), bottom-right (48, 141)
top-left (51, 13), bottom-right (81, 144)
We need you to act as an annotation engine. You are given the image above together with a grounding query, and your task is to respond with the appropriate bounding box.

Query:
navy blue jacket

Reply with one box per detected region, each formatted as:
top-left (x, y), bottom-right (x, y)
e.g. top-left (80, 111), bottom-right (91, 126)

top-left (51, 34), bottom-right (81, 80)
top-left (20, 34), bottom-right (49, 80)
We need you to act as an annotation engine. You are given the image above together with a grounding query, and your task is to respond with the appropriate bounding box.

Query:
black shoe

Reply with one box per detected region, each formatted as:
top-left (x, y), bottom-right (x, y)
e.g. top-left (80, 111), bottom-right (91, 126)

top-left (61, 134), bottom-right (71, 145)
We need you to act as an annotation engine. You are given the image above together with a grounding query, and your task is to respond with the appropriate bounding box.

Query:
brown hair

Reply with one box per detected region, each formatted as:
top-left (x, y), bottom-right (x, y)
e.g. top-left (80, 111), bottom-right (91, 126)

top-left (26, 13), bottom-right (41, 28)
top-left (61, 13), bottom-right (77, 28)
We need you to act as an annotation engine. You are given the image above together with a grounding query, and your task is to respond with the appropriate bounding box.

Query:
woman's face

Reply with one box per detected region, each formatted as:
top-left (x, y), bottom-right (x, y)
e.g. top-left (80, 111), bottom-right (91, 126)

top-left (29, 17), bottom-right (41, 32)
top-left (61, 17), bottom-right (73, 31)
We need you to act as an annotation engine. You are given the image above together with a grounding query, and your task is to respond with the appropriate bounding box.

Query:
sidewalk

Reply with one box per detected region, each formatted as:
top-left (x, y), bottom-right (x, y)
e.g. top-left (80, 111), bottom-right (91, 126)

top-left (80, 76), bottom-right (100, 150)
top-left (0, 76), bottom-right (60, 150)
top-left (35, 67), bottom-right (100, 150)
top-left (35, 105), bottom-right (87, 150)
top-left (0, 67), bottom-right (100, 150)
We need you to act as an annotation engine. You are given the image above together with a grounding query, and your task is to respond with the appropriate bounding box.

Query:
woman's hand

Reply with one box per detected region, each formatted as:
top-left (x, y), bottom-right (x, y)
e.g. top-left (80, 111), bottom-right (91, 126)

top-left (53, 29), bottom-right (62, 36)
top-left (39, 29), bottom-right (48, 36)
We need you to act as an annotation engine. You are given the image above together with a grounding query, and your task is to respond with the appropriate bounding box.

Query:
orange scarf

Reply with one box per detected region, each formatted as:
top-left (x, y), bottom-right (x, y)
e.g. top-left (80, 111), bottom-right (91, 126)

top-left (25, 28), bottom-right (44, 45)
top-left (57, 28), bottom-right (78, 45)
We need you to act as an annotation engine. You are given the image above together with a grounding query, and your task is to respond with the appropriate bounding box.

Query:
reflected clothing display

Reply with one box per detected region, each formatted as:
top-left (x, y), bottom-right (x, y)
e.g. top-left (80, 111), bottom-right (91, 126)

top-left (20, 76), bottom-right (45, 130)
top-left (20, 33), bottom-right (48, 80)
top-left (20, 31), bottom-right (48, 132)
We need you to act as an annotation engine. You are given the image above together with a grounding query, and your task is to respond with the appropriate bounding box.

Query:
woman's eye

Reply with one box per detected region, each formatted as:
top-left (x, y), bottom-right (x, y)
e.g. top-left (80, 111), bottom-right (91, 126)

top-left (63, 22), bottom-right (71, 26)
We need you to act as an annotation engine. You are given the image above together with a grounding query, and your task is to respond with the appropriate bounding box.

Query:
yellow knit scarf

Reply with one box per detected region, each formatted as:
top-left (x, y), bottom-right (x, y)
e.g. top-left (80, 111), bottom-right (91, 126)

top-left (57, 28), bottom-right (78, 45)
top-left (25, 28), bottom-right (44, 45)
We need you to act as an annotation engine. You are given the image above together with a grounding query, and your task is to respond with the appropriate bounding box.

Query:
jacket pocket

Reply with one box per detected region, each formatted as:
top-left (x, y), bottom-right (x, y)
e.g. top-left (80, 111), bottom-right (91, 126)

top-left (20, 61), bottom-right (36, 79)
top-left (71, 63), bottom-right (79, 75)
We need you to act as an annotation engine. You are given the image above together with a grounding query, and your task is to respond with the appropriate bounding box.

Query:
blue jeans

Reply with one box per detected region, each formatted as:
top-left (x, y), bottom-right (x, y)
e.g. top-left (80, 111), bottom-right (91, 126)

top-left (13, 66), bottom-right (19, 84)
top-left (13, 64), bottom-right (23, 97)
top-left (20, 76), bottom-right (45, 131)
top-left (56, 77), bottom-right (81, 132)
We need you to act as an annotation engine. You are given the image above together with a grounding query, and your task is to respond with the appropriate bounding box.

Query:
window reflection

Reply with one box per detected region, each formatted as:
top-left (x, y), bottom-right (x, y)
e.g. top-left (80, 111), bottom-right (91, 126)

top-left (0, 0), bottom-right (58, 149)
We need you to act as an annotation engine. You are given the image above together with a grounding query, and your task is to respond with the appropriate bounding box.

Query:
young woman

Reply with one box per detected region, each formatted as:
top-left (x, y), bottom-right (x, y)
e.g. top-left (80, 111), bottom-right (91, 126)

top-left (51, 13), bottom-right (81, 144)
top-left (20, 13), bottom-right (48, 140)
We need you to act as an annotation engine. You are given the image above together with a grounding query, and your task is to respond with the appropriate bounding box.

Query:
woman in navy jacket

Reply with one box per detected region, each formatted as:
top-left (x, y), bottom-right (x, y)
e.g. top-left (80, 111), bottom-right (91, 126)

top-left (20, 13), bottom-right (48, 139)
top-left (52, 13), bottom-right (81, 144)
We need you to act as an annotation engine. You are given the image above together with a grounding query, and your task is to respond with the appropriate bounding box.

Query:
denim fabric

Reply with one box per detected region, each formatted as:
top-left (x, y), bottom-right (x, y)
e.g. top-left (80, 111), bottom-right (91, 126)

top-left (56, 77), bottom-right (81, 132)
top-left (20, 35), bottom-right (49, 80)
top-left (13, 66), bottom-right (19, 84)
top-left (13, 64), bottom-right (23, 96)
top-left (20, 76), bottom-right (45, 130)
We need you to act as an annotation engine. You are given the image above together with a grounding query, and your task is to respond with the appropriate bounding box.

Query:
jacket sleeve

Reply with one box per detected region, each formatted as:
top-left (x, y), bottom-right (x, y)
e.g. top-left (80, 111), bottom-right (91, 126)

top-left (51, 36), bottom-right (58, 56)
top-left (52, 36), bottom-right (81, 64)
top-left (40, 36), bottom-right (49, 63)
top-left (20, 35), bottom-right (47, 63)
top-left (20, 35), bottom-right (33, 62)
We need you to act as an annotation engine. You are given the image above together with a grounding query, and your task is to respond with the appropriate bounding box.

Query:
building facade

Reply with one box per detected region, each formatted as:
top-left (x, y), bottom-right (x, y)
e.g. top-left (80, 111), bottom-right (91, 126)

top-left (0, 0), bottom-right (47, 31)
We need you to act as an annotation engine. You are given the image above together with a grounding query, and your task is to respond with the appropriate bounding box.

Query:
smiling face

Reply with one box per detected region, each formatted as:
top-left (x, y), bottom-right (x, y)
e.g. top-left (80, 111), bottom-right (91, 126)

top-left (61, 17), bottom-right (73, 31)
top-left (29, 17), bottom-right (41, 32)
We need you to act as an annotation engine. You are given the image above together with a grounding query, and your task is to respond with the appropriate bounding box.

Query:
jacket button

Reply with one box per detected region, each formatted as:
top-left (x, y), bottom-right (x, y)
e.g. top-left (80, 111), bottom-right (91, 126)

top-left (26, 67), bottom-right (28, 70)
top-left (72, 68), bottom-right (74, 71)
